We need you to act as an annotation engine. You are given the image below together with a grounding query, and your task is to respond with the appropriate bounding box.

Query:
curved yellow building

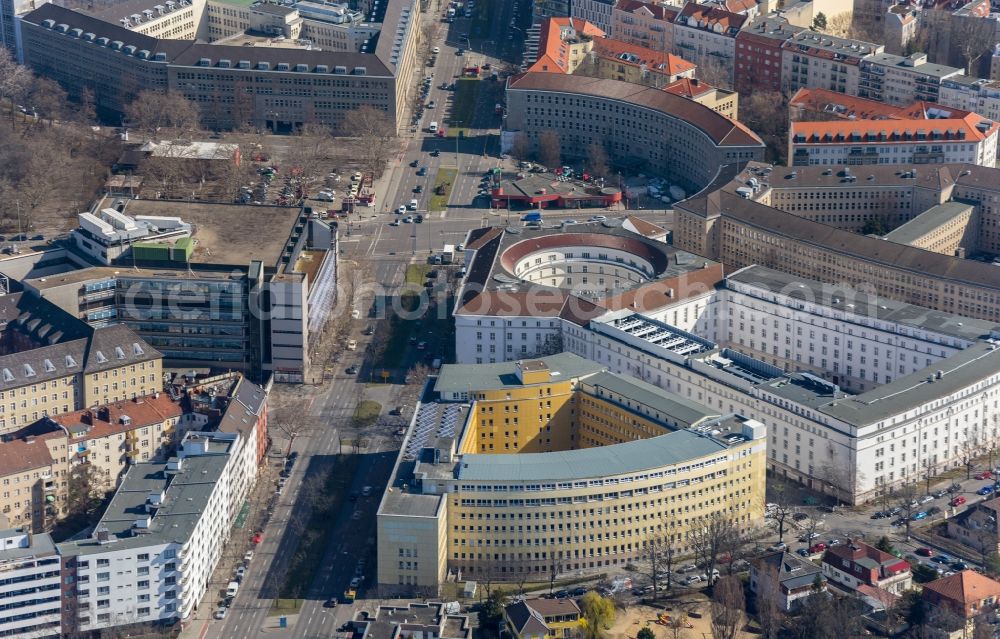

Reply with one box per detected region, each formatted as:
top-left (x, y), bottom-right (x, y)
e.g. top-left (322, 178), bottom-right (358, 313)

top-left (377, 353), bottom-right (767, 595)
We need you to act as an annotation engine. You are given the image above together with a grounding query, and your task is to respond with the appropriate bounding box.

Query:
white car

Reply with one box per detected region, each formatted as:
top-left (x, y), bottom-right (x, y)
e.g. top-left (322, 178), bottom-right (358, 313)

top-left (214, 606), bottom-right (228, 620)
top-left (397, 205), bottom-right (407, 214)
top-left (244, 551), bottom-right (254, 563)
top-left (432, 46), bottom-right (440, 54)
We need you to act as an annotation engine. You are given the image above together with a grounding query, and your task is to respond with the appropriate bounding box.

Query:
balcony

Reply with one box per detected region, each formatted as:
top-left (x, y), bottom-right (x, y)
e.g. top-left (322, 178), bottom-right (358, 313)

top-left (44, 481), bottom-right (56, 492)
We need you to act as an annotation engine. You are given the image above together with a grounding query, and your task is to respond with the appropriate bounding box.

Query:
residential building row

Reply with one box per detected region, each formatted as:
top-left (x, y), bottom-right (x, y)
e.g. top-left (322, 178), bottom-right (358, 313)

top-left (0, 420), bottom-right (264, 638)
top-left (376, 353), bottom-right (767, 593)
top-left (0, 374), bottom-right (268, 535)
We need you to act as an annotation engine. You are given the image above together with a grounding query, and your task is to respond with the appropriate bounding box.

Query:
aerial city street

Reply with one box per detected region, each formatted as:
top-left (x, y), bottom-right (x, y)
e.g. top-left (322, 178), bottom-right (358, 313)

top-left (1, 0), bottom-right (1000, 636)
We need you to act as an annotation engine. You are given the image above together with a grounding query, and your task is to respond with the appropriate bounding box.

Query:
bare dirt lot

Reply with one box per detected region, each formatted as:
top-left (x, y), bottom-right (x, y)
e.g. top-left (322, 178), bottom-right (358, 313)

top-left (608, 599), bottom-right (757, 639)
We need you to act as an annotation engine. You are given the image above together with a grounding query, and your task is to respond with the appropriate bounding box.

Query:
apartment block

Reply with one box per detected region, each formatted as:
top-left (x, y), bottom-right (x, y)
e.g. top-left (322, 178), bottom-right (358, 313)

top-left (821, 541), bottom-right (912, 595)
top-left (58, 430), bottom-right (254, 635)
top-left (781, 31), bottom-right (883, 97)
top-left (662, 77), bottom-right (738, 118)
top-left (734, 15), bottom-right (802, 95)
top-left (859, 52), bottom-right (965, 106)
top-left (0, 282), bottom-right (162, 436)
top-left (672, 3), bottom-right (746, 86)
top-left (939, 76), bottom-right (1000, 122)
top-left (788, 114), bottom-right (999, 167)
top-left (570, 0), bottom-right (615, 34)
top-left (883, 4), bottom-right (917, 56)
top-left (0, 529), bottom-right (61, 639)
top-left (610, 0), bottom-right (678, 53)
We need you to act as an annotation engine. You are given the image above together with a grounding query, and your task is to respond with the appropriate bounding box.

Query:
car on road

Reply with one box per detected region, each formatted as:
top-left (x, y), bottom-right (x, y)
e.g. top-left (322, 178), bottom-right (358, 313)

top-left (352, 510), bottom-right (362, 520)
top-left (933, 554), bottom-right (952, 564)
top-left (978, 485), bottom-right (995, 496)
top-left (362, 486), bottom-right (372, 497)
top-left (417, 167), bottom-right (428, 176)
top-left (975, 471), bottom-right (993, 480)
top-left (346, 364), bottom-right (359, 375)
top-left (389, 220), bottom-right (400, 226)
top-left (571, 587), bottom-right (587, 597)
top-left (920, 494), bottom-right (935, 503)
top-left (911, 511), bottom-right (929, 520)
top-left (251, 532), bottom-right (263, 544)
top-left (951, 561), bottom-right (969, 571)
top-left (404, 216), bottom-right (413, 223)
top-left (415, 214), bottom-right (424, 223)
top-left (397, 205), bottom-right (407, 214)
top-left (417, 341), bottom-right (426, 350)
top-left (244, 551), bottom-right (254, 562)
top-left (432, 46), bottom-right (440, 54)
top-left (588, 215), bottom-right (607, 222)
top-left (363, 325), bottom-right (375, 335)
top-left (324, 599), bottom-right (338, 608)
top-left (410, 159), bottom-right (419, 167)
top-left (236, 566), bottom-right (246, 581)
top-left (951, 496), bottom-right (967, 507)
top-left (457, 48), bottom-right (464, 55)
top-left (916, 547), bottom-right (933, 556)
top-left (414, 184), bottom-right (423, 193)
top-left (933, 489), bottom-right (948, 498)
top-left (431, 149), bottom-right (440, 157)
top-left (427, 100), bottom-right (436, 109)
top-left (214, 606), bottom-right (228, 620)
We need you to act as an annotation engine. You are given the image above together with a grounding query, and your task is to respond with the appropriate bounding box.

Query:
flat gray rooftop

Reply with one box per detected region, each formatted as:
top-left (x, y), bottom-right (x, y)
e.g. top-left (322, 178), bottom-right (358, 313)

top-left (819, 340), bottom-right (1000, 426)
top-left (727, 265), bottom-right (999, 342)
top-left (380, 489), bottom-right (442, 517)
top-left (456, 428), bottom-right (727, 482)
top-left (883, 201), bottom-right (974, 246)
top-left (118, 200), bottom-right (302, 268)
top-left (58, 453), bottom-right (230, 556)
top-left (865, 53), bottom-right (962, 77)
top-left (434, 352), bottom-right (604, 395)
top-left (0, 531), bottom-right (56, 562)
top-left (579, 371), bottom-right (717, 428)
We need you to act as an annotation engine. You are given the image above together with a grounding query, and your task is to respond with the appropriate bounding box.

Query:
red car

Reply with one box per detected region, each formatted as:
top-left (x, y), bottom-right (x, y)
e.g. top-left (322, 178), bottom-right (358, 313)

top-left (915, 547), bottom-right (933, 557)
top-left (975, 471), bottom-right (992, 480)
top-left (808, 543), bottom-right (827, 554)
top-left (950, 495), bottom-right (967, 507)
top-left (252, 532), bottom-right (263, 544)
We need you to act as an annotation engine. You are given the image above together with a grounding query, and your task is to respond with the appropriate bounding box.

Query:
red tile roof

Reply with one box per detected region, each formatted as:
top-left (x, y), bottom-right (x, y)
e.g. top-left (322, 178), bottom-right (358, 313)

top-left (592, 39), bottom-right (695, 77)
top-left (528, 17), bottom-right (605, 74)
top-left (791, 112), bottom-right (1000, 143)
top-left (663, 77), bottom-right (717, 99)
top-left (614, 0), bottom-right (679, 21)
top-left (507, 73), bottom-right (763, 147)
top-left (923, 570), bottom-right (1000, 608)
top-left (789, 87), bottom-right (973, 121)
top-left (50, 393), bottom-right (184, 443)
top-left (676, 3), bottom-right (747, 34)
top-left (0, 437), bottom-right (54, 477)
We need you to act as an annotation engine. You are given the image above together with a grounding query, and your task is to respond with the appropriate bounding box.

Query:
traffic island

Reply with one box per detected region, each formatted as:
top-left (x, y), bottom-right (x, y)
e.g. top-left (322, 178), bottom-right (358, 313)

top-left (429, 168), bottom-right (457, 211)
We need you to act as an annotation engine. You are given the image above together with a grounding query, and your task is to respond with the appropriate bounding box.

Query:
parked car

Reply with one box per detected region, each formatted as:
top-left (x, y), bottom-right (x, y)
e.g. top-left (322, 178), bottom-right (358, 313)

top-left (933, 554), bottom-right (952, 564)
top-left (911, 511), bottom-right (929, 520)
top-left (809, 542), bottom-right (827, 554)
top-left (214, 606), bottom-right (228, 620)
top-left (975, 471), bottom-right (993, 480)
top-left (792, 512), bottom-right (809, 521)
top-left (951, 496), bottom-right (967, 507)
top-left (346, 364), bottom-right (359, 375)
top-left (920, 494), bottom-right (935, 503)
top-left (933, 489), bottom-right (948, 498)
top-left (978, 485), bottom-right (995, 496)
top-left (244, 551), bottom-right (254, 562)
top-left (951, 561), bottom-right (969, 571)
top-left (798, 532), bottom-right (821, 542)
top-left (915, 547), bottom-right (933, 557)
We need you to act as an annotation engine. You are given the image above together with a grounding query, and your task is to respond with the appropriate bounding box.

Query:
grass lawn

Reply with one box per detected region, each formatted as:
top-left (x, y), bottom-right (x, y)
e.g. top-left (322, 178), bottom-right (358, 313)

top-left (277, 454), bottom-right (360, 600)
top-left (405, 264), bottom-right (433, 285)
top-left (429, 168), bottom-right (458, 211)
top-left (448, 78), bottom-right (480, 129)
top-left (353, 400), bottom-right (382, 426)
top-left (269, 599), bottom-right (304, 616)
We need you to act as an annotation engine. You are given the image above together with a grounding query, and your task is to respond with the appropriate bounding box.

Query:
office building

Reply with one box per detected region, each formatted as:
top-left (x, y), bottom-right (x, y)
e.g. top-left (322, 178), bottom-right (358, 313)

top-left (19, 0), bottom-right (419, 132)
top-left (504, 73), bottom-right (764, 193)
top-left (0, 528), bottom-right (61, 639)
top-left (25, 200), bottom-right (337, 383)
top-left (674, 162), bottom-right (1000, 320)
top-left (377, 353), bottom-right (767, 594)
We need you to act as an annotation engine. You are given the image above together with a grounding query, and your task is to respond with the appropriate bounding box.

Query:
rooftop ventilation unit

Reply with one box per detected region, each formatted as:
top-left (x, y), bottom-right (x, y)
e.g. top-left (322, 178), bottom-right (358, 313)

top-left (352, 66), bottom-right (366, 75)
top-left (314, 64), bottom-right (329, 72)
top-left (218, 59), bottom-right (231, 68)
top-left (137, 49), bottom-right (150, 58)
top-left (111, 40), bottom-right (124, 49)
top-left (257, 61), bottom-right (271, 70)
top-left (153, 52), bottom-right (167, 61)
top-left (41, 19), bottom-right (55, 28)
top-left (70, 27), bottom-right (83, 37)
top-left (238, 60), bottom-right (251, 68)
top-left (124, 44), bottom-right (136, 54)
top-left (276, 62), bottom-right (290, 71)
top-left (83, 32), bottom-right (95, 40)
top-left (295, 63), bottom-right (308, 72)
top-left (97, 36), bottom-right (110, 46)
top-left (334, 65), bottom-right (347, 73)
top-left (55, 23), bottom-right (69, 32)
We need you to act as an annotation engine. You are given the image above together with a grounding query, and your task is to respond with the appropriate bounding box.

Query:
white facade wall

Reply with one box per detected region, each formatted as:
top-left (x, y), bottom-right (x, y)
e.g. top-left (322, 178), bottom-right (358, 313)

top-left (570, 0), bottom-right (614, 34)
top-left (74, 541), bottom-right (177, 631)
top-left (454, 314), bottom-right (563, 364)
top-left (0, 533), bottom-right (61, 638)
top-left (789, 133), bottom-right (998, 168)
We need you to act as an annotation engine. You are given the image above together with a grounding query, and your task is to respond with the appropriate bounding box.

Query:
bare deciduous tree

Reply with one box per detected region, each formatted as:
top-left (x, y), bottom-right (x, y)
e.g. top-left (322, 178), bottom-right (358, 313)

top-left (0, 49), bottom-right (30, 128)
top-left (341, 105), bottom-right (397, 178)
top-left (689, 512), bottom-right (739, 586)
top-left (753, 561), bottom-right (784, 639)
top-left (510, 131), bottom-right (530, 161)
top-left (709, 575), bottom-right (744, 639)
top-left (696, 57), bottom-right (732, 91)
top-left (537, 130), bottom-right (561, 169)
top-left (953, 17), bottom-right (995, 75)
top-left (584, 141), bottom-right (610, 178)
top-left (638, 528), bottom-right (677, 599)
top-left (124, 90), bottom-right (201, 138)
top-left (28, 77), bottom-right (67, 127)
